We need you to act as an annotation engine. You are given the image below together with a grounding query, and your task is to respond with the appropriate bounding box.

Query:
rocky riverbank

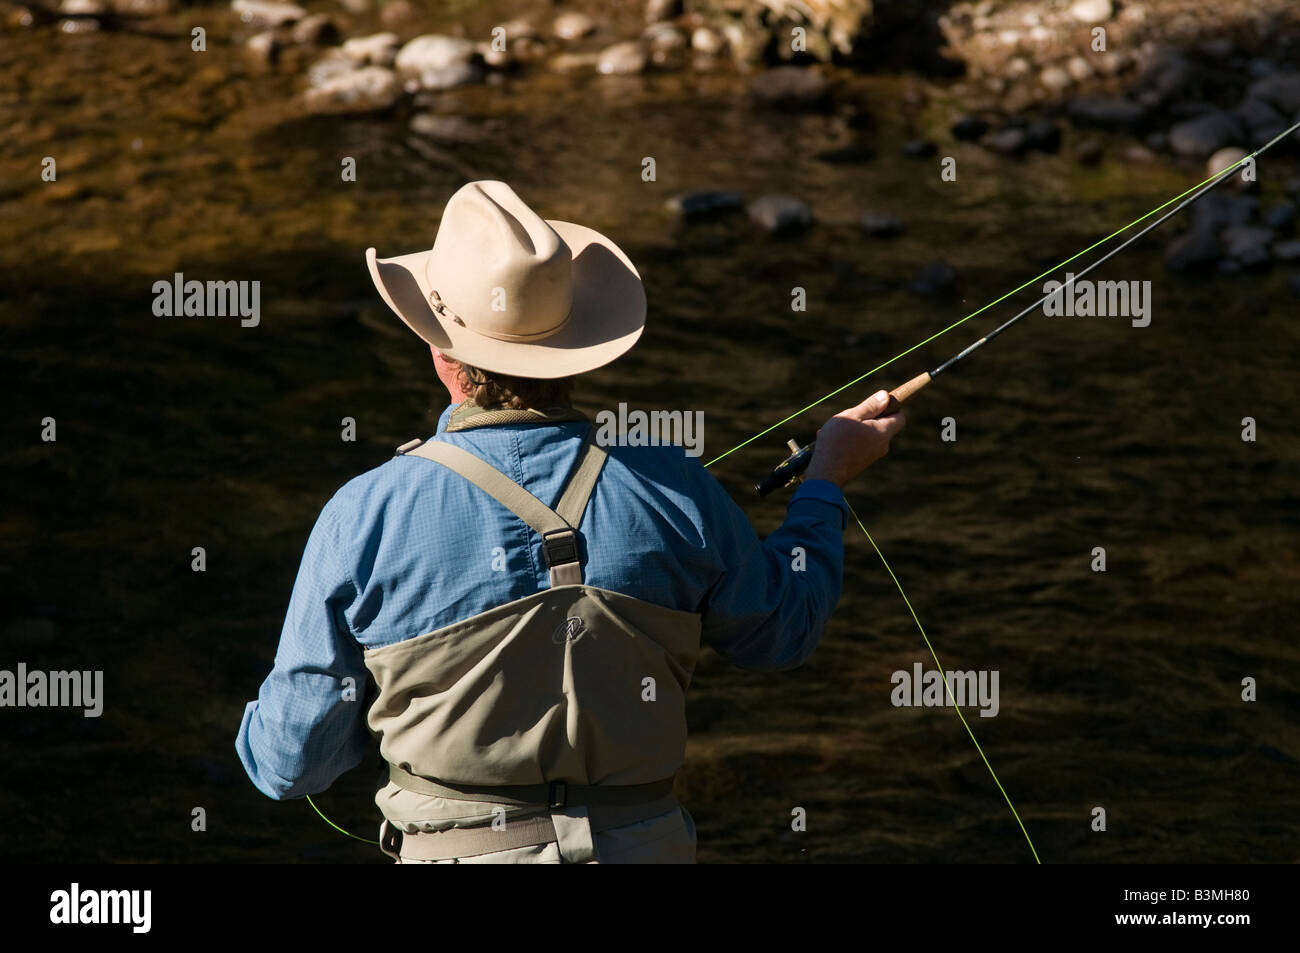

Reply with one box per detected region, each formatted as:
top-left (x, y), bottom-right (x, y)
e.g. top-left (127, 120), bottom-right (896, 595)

top-left (4, 0), bottom-right (1300, 278)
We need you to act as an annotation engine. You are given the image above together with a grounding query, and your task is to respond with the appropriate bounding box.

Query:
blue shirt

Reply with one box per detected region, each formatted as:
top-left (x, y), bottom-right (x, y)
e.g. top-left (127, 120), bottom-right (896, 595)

top-left (236, 404), bottom-right (849, 800)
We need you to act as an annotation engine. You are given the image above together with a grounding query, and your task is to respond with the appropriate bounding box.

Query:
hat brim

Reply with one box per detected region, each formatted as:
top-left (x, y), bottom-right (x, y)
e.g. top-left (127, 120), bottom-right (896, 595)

top-left (365, 220), bottom-right (645, 379)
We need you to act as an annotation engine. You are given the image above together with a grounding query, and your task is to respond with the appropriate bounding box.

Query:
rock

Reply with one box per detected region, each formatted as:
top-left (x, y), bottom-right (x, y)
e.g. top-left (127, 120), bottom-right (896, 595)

top-left (1222, 225), bottom-right (1275, 269)
top-left (1025, 119), bottom-right (1061, 153)
top-left (110, 0), bottom-right (176, 13)
top-left (1144, 132), bottom-right (1168, 153)
top-left (550, 52), bottom-right (600, 72)
top-left (60, 16), bottom-right (100, 30)
top-left (246, 30), bottom-right (279, 65)
top-left (553, 11), bottom-right (596, 41)
top-left (336, 0), bottom-right (369, 12)
top-left (909, 260), bottom-right (957, 295)
top-left (902, 139), bottom-right (937, 159)
top-left (722, 21), bottom-right (767, 66)
top-left (409, 114), bottom-right (489, 142)
top-left (1069, 0), bottom-right (1112, 24)
top-left (1168, 111), bottom-right (1243, 158)
top-left (1273, 239), bottom-right (1300, 262)
top-left (860, 214), bottom-right (904, 238)
top-left (1248, 73), bottom-right (1300, 115)
top-left (666, 191), bottom-right (744, 219)
top-left (59, 0), bottom-right (107, 14)
top-left (396, 35), bottom-right (482, 90)
top-left (951, 115), bottom-right (989, 141)
top-left (1076, 138), bottom-right (1104, 166)
top-left (1265, 202), bottom-right (1296, 232)
top-left (1067, 96), bottom-right (1147, 129)
top-left (1137, 52), bottom-right (1195, 108)
top-left (1207, 147), bottom-right (1253, 190)
top-left (396, 35), bottom-right (476, 73)
top-left (1066, 56), bottom-right (1092, 83)
top-left (1232, 98), bottom-right (1284, 136)
top-left (983, 127), bottom-right (1028, 155)
top-left (306, 51), bottom-right (355, 86)
top-left (290, 13), bottom-right (338, 46)
top-left (340, 32), bottom-right (400, 67)
top-left (303, 65), bottom-right (401, 114)
top-left (1291, 274), bottom-right (1300, 298)
top-left (405, 61), bottom-right (482, 92)
top-left (495, 18), bottom-right (537, 41)
top-left (644, 0), bottom-right (681, 24)
top-left (1122, 144), bottom-right (1158, 163)
top-left (644, 23), bottom-right (685, 53)
top-left (815, 144), bottom-right (874, 164)
top-left (1286, 178), bottom-right (1300, 197)
top-left (748, 67), bottom-right (829, 111)
top-left (231, 0), bottom-right (304, 28)
top-left (747, 195), bottom-right (813, 235)
top-left (597, 41), bottom-right (648, 75)
top-left (1192, 194), bottom-right (1257, 234)
top-left (691, 27), bottom-right (725, 56)
top-left (379, 0), bottom-right (415, 26)
top-left (1164, 229), bottom-right (1221, 272)
top-left (1040, 65), bottom-right (1071, 93)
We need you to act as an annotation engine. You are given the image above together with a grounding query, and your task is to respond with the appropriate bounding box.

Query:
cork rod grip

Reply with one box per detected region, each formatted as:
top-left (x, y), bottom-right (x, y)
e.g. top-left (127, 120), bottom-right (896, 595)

top-left (883, 371), bottom-right (932, 414)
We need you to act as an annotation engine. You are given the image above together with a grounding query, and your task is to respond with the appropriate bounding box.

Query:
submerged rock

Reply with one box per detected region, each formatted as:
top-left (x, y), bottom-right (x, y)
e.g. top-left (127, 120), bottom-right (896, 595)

top-left (666, 191), bottom-right (745, 219)
top-left (1164, 229), bottom-right (1221, 272)
top-left (291, 13), bottom-right (338, 46)
top-left (951, 115), bottom-right (990, 141)
top-left (231, 0), bottom-right (304, 28)
top-left (1272, 239), bottom-right (1300, 262)
top-left (553, 12), bottom-right (596, 41)
top-left (1248, 73), bottom-right (1300, 116)
top-left (747, 195), bottom-right (813, 235)
top-left (1222, 226), bottom-right (1275, 269)
top-left (860, 214), bottom-right (904, 238)
top-left (983, 127), bottom-right (1028, 155)
top-left (902, 139), bottom-right (937, 159)
top-left (1067, 96), bottom-right (1147, 129)
top-left (396, 35), bottom-right (476, 74)
top-left (748, 67), bottom-right (829, 111)
top-left (598, 41), bottom-right (648, 75)
top-left (340, 33), bottom-right (400, 68)
top-left (303, 66), bottom-right (400, 114)
top-left (909, 260), bottom-right (957, 295)
top-left (1169, 111), bottom-right (1244, 158)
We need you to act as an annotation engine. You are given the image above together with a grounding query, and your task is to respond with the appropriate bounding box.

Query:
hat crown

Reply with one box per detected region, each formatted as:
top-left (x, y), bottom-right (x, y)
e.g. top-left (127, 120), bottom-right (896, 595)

top-left (425, 181), bottom-right (574, 343)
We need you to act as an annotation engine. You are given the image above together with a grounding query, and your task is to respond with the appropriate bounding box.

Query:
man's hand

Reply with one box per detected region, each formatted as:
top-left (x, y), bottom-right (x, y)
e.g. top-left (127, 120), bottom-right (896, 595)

top-left (804, 390), bottom-right (905, 488)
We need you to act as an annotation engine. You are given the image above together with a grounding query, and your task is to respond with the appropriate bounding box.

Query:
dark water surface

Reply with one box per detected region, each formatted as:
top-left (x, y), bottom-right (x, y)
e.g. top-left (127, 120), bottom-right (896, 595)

top-left (2, 10), bottom-right (1299, 862)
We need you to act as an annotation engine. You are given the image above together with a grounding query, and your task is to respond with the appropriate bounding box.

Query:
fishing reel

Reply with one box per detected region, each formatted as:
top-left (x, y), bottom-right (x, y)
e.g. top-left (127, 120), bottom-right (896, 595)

top-left (754, 439), bottom-right (817, 496)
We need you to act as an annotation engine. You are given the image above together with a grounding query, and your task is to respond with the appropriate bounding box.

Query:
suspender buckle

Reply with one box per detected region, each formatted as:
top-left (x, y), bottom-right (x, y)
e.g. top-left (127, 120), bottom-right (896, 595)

top-left (541, 529), bottom-right (579, 568)
top-left (548, 780), bottom-right (567, 809)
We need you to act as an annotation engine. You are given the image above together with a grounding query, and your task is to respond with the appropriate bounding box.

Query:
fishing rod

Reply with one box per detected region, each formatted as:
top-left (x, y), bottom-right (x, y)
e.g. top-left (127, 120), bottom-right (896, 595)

top-left (755, 118), bottom-right (1300, 497)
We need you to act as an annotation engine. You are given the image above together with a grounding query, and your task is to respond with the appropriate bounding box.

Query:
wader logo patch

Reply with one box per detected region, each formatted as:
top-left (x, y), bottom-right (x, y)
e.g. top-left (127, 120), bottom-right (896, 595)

top-left (552, 616), bottom-right (586, 644)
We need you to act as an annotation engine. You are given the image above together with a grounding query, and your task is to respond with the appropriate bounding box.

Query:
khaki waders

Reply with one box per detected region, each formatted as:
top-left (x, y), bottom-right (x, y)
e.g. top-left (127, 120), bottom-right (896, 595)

top-left (365, 427), bottom-right (703, 863)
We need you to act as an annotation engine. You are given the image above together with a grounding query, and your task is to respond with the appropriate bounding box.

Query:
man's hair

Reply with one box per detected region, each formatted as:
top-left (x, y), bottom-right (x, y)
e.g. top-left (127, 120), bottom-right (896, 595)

top-left (454, 362), bottom-right (576, 410)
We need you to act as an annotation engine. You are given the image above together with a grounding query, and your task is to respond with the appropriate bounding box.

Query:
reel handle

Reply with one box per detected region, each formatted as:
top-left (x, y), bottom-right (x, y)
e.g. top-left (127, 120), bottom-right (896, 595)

top-left (753, 371), bottom-right (931, 496)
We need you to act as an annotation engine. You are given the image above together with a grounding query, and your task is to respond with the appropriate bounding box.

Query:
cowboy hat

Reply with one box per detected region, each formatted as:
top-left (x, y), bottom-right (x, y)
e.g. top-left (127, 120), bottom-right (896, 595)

top-left (365, 181), bottom-right (645, 379)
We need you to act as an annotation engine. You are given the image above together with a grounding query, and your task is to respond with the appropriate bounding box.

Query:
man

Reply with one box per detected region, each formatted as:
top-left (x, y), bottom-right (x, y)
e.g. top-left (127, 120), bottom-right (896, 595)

top-left (236, 180), bottom-right (904, 863)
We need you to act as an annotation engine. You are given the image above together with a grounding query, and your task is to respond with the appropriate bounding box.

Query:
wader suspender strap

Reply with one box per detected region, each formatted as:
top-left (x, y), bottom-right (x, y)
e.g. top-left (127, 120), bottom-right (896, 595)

top-left (404, 429), bottom-right (606, 588)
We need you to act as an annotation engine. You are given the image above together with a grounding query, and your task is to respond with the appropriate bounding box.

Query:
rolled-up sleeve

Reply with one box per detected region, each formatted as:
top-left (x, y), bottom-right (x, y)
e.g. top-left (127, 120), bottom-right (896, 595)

top-left (236, 502), bottom-right (370, 800)
top-left (698, 477), bottom-right (847, 672)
